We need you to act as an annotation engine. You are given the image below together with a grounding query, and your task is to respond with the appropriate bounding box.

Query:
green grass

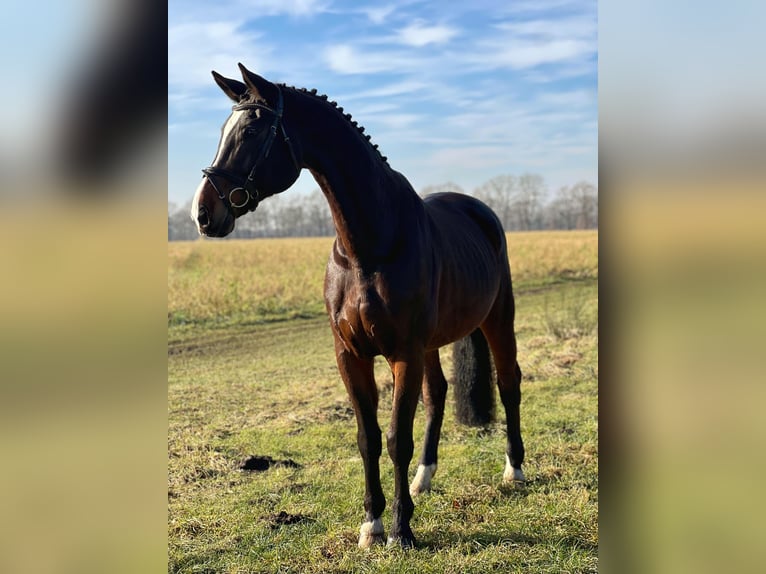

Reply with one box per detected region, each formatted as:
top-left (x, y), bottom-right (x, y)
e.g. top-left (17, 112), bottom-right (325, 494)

top-left (168, 233), bottom-right (598, 573)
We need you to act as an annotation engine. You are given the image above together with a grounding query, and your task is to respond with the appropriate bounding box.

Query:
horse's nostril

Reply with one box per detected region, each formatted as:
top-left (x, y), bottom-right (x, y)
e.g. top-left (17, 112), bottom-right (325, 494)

top-left (197, 207), bottom-right (210, 227)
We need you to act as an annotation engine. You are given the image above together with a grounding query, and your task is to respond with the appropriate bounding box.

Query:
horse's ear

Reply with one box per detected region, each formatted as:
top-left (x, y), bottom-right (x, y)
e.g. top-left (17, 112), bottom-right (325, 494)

top-left (212, 71), bottom-right (247, 103)
top-left (238, 63), bottom-right (277, 105)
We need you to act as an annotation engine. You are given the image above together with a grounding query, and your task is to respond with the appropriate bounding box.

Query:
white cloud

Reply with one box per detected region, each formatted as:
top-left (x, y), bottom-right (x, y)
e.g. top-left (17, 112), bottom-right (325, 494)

top-left (500, 0), bottom-right (586, 15)
top-left (495, 16), bottom-right (596, 40)
top-left (374, 113), bottom-right (421, 130)
top-left (323, 44), bottom-right (424, 75)
top-left (338, 80), bottom-right (431, 101)
top-left (246, 0), bottom-right (329, 17)
top-left (172, 0), bottom-right (329, 19)
top-left (427, 146), bottom-right (513, 170)
top-left (462, 12), bottom-right (596, 72)
top-left (537, 89), bottom-right (596, 108)
top-left (361, 5), bottom-right (396, 25)
top-left (168, 21), bottom-right (273, 103)
top-left (489, 39), bottom-right (594, 69)
top-left (396, 21), bottom-right (458, 47)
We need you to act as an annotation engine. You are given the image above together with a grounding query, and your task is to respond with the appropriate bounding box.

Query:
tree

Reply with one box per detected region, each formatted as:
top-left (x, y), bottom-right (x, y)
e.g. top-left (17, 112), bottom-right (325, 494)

top-left (473, 175), bottom-right (517, 231)
top-left (303, 189), bottom-right (334, 236)
top-left (168, 201), bottom-right (198, 240)
top-left (546, 182), bottom-right (598, 230)
top-left (167, 176), bottom-right (598, 241)
top-left (569, 181), bottom-right (598, 229)
top-left (515, 173), bottom-right (545, 230)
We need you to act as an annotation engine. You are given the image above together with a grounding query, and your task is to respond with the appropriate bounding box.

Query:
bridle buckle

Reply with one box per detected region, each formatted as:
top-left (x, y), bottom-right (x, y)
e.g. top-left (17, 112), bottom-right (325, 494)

top-left (229, 187), bottom-right (252, 209)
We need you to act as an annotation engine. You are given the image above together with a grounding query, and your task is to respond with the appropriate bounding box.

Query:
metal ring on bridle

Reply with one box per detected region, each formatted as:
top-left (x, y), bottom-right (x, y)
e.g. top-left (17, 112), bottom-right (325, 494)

top-left (229, 187), bottom-right (251, 209)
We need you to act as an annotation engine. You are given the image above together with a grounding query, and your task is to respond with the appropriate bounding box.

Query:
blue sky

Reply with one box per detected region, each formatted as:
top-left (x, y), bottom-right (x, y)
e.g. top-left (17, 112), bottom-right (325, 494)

top-left (168, 0), bottom-right (597, 206)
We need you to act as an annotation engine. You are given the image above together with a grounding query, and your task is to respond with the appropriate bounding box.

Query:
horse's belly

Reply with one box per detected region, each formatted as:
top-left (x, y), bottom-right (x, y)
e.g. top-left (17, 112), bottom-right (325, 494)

top-left (426, 267), bottom-right (500, 349)
top-left (426, 301), bottom-right (494, 350)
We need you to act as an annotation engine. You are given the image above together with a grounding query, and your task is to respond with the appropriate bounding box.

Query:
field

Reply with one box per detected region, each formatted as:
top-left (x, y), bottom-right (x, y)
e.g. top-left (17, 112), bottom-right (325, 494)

top-left (168, 231), bottom-right (598, 573)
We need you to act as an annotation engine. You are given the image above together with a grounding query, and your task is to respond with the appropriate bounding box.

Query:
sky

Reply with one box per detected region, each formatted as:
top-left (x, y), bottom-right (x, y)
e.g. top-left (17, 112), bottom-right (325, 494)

top-left (168, 0), bottom-right (597, 206)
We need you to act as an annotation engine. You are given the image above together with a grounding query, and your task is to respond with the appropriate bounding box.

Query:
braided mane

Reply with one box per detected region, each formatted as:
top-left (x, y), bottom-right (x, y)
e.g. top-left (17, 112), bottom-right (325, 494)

top-left (279, 84), bottom-right (389, 165)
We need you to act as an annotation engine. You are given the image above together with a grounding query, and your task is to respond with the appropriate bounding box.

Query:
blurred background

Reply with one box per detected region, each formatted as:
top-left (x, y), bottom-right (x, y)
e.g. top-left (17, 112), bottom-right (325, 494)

top-left (0, 1), bottom-right (167, 573)
top-left (600, 1), bottom-right (766, 573)
top-left (0, 0), bottom-right (764, 572)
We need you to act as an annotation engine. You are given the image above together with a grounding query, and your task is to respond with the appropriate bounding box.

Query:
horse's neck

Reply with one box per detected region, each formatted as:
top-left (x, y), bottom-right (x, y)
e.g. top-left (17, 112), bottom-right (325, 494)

top-left (287, 89), bottom-right (419, 263)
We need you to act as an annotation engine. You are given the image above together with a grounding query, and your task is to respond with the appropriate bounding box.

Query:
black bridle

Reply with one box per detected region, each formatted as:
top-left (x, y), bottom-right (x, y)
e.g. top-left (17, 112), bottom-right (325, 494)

top-left (201, 86), bottom-right (300, 212)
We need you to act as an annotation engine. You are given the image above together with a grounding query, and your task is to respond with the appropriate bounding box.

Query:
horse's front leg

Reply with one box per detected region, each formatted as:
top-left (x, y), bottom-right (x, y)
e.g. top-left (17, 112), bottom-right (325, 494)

top-left (333, 335), bottom-right (386, 548)
top-left (386, 351), bottom-right (424, 548)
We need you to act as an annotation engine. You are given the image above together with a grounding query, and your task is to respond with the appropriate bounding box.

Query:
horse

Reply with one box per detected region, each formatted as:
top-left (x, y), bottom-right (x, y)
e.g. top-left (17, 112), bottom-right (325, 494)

top-left (191, 63), bottom-right (526, 549)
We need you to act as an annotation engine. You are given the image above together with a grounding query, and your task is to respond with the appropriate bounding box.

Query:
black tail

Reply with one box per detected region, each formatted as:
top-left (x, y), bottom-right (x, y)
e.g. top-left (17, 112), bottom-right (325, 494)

top-left (453, 329), bottom-right (494, 426)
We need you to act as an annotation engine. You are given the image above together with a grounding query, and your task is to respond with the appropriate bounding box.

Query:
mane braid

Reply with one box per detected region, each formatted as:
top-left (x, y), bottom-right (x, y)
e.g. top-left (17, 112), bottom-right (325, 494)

top-left (281, 84), bottom-right (389, 165)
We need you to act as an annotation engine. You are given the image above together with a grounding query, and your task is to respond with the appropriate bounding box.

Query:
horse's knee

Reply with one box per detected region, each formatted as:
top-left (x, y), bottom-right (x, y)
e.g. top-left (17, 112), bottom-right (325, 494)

top-left (358, 426), bottom-right (382, 459)
top-left (386, 430), bottom-right (414, 462)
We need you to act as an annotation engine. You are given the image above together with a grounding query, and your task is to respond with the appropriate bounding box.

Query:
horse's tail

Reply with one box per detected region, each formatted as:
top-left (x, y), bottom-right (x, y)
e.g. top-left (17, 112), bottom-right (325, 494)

top-left (452, 329), bottom-right (495, 426)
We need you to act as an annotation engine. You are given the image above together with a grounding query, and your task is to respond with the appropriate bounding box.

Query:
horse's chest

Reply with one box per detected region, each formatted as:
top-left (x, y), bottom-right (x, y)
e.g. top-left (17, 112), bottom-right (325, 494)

top-left (326, 276), bottom-right (398, 358)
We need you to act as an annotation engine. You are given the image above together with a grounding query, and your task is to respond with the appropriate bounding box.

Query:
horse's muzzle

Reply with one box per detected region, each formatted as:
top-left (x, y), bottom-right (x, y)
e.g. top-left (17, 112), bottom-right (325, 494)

top-left (197, 206), bottom-right (210, 229)
top-left (196, 208), bottom-right (235, 237)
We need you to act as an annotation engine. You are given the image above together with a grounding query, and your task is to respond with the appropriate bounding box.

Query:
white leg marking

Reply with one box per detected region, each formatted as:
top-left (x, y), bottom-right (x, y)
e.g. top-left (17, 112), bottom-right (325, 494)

top-left (503, 453), bottom-right (526, 483)
top-left (409, 463), bottom-right (437, 496)
top-left (358, 518), bottom-right (385, 549)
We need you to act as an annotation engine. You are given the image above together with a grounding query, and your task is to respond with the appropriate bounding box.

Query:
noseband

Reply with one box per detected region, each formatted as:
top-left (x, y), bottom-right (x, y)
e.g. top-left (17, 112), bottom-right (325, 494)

top-left (201, 86), bottom-right (300, 212)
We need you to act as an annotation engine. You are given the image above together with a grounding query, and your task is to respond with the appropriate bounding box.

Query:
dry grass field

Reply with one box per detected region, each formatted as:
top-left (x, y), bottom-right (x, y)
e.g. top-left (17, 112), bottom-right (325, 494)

top-left (168, 231), bottom-right (597, 325)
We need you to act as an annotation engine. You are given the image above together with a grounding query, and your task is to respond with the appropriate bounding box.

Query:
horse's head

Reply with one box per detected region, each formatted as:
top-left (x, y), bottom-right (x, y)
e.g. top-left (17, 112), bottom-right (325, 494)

top-left (192, 64), bottom-right (301, 237)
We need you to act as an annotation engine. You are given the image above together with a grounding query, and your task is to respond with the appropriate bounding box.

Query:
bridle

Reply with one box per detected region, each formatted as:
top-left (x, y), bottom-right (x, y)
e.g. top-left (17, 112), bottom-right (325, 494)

top-left (201, 85), bottom-right (300, 213)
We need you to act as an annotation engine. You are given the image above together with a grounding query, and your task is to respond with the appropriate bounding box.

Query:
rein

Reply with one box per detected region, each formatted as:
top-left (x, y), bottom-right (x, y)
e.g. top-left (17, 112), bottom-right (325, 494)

top-left (201, 86), bottom-right (300, 212)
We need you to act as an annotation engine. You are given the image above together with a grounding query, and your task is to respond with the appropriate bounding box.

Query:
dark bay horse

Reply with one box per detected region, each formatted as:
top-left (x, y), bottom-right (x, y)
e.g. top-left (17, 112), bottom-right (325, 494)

top-left (191, 64), bottom-right (525, 548)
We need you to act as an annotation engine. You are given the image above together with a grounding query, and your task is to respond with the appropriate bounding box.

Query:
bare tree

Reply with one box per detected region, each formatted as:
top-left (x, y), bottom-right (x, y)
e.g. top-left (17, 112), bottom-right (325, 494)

top-left (168, 201), bottom-right (198, 240)
top-left (547, 182), bottom-right (598, 229)
top-left (167, 176), bottom-right (597, 241)
top-left (304, 189), bottom-right (334, 236)
top-left (473, 175), bottom-right (517, 230)
top-left (569, 181), bottom-right (598, 229)
top-left (515, 173), bottom-right (546, 230)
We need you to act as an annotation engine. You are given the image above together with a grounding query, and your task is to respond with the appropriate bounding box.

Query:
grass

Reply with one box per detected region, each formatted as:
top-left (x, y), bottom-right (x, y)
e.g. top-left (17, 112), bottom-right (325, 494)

top-left (168, 231), bottom-right (598, 573)
top-left (543, 289), bottom-right (598, 341)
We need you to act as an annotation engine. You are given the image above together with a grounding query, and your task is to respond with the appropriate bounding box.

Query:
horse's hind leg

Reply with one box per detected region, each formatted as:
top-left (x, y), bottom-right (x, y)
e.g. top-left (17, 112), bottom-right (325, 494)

top-left (410, 350), bottom-right (448, 496)
top-left (481, 288), bottom-right (526, 483)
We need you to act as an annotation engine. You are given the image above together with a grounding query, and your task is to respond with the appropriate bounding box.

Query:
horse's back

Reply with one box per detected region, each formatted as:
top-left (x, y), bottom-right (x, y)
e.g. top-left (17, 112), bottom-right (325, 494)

top-left (423, 192), bottom-right (506, 256)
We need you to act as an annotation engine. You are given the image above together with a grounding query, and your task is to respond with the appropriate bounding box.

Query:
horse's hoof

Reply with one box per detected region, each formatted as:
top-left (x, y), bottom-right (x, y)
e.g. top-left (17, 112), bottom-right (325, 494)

top-left (503, 455), bottom-right (526, 484)
top-left (386, 534), bottom-right (416, 549)
top-left (409, 463), bottom-right (437, 497)
top-left (358, 519), bottom-right (386, 549)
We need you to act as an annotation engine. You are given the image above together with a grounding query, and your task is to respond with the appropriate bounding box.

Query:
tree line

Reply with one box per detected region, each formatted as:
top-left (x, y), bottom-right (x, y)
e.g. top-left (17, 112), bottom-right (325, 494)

top-left (168, 174), bottom-right (597, 241)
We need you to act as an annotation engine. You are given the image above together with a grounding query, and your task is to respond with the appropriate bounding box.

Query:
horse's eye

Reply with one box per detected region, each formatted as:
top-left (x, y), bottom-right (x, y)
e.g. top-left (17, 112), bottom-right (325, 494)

top-left (244, 127), bottom-right (257, 137)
